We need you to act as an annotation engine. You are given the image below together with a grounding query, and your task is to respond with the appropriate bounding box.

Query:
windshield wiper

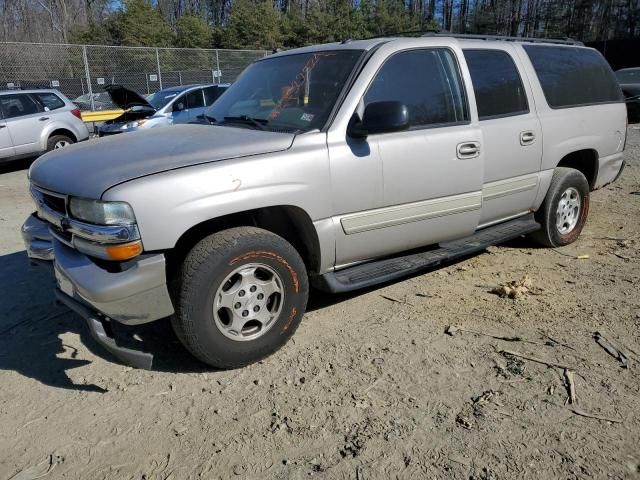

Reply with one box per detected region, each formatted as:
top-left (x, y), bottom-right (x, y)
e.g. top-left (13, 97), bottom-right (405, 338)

top-left (223, 115), bottom-right (268, 130)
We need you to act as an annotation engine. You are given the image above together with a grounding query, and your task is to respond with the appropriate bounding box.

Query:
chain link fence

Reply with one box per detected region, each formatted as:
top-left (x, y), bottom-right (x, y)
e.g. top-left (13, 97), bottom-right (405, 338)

top-left (0, 42), bottom-right (268, 111)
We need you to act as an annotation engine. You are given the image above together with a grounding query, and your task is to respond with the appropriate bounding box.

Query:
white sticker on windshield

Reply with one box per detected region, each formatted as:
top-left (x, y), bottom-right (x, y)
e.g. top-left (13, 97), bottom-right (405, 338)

top-left (301, 113), bottom-right (314, 122)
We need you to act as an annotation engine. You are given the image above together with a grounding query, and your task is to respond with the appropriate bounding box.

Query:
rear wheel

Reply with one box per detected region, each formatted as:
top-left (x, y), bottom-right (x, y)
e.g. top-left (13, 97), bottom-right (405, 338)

top-left (172, 227), bottom-right (308, 369)
top-left (46, 134), bottom-right (74, 152)
top-left (531, 167), bottom-right (590, 247)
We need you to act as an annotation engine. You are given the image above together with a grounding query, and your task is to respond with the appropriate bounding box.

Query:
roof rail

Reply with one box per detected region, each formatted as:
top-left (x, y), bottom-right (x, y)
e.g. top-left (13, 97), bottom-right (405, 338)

top-left (421, 32), bottom-right (583, 46)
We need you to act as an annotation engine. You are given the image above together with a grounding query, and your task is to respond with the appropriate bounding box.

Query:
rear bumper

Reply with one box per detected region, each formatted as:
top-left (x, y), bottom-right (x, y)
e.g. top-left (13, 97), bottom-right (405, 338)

top-left (22, 213), bottom-right (174, 326)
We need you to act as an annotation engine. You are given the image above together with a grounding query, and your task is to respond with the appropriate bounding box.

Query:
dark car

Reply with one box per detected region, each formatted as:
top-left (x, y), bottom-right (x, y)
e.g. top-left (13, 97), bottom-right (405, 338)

top-left (615, 68), bottom-right (640, 123)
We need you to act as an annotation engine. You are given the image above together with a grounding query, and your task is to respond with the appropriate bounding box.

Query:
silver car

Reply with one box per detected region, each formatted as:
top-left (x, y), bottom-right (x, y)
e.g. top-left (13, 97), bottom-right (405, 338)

top-left (0, 89), bottom-right (89, 163)
top-left (98, 83), bottom-right (230, 136)
top-left (23, 35), bottom-right (626, 370)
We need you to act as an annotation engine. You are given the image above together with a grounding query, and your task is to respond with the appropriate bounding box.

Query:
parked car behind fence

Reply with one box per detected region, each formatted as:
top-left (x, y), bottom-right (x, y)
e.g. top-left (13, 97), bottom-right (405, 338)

top-left (616, 67), bottom-right (640, 123)
top-left (98, 83), bottom-right (230, 136)
top-left (0, 89), bottom-right (89, 163)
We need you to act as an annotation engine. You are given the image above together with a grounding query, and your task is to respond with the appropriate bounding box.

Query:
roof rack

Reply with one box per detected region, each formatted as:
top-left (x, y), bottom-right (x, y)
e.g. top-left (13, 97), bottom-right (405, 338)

top-left (364, 30), bottom-right (582, 46)
top-left (421, 32), bottom-right (583, 46)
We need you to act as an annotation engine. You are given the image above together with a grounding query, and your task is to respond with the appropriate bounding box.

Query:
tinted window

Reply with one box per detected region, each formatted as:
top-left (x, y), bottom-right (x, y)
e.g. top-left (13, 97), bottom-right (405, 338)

top-left (524, 45), bottom-right (622, 108)
top-left (148, 90), bottom-right (180, 109)
top-left (616, 69), bottom-right (640, 84)
top-left (463, 50), bottom-right (528, 119)
top-left (204, 86), bottom-right (226, 105)
top-left (365, 49), bottom-right (468, 127)
top-left (0, 94), bottom-right (40, 119)
top-left (34, 92), bottom-right (65, 111)
top-left (186, 89), bottom-right (204, 109)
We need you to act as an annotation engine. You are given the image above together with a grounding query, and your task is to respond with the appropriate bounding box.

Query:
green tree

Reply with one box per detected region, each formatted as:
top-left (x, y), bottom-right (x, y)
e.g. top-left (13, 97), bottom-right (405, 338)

top-left (223, 0), bottom-right (282, 49)
top-left (112, 0), bottom-right (175, 47)
top-left (176, 14), bottom-right (212, 48)
top-left (281, 1), bottom-right (309, 47)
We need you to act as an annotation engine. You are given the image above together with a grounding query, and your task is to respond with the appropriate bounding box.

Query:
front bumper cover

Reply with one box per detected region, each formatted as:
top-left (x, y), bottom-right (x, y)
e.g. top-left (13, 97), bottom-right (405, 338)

top-left (55, 289), bottom-right (153, 369)
top-left (22, 213), bottom-right (175, 368)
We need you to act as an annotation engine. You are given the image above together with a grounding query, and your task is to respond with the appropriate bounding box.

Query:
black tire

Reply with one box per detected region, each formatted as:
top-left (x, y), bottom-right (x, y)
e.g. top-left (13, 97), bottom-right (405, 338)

top-left (531, 167), bottom-right (590, 248)
top-left (172, 227), bottom-right (309, 369)
top-left (46, 134), bottom-right (74, 152)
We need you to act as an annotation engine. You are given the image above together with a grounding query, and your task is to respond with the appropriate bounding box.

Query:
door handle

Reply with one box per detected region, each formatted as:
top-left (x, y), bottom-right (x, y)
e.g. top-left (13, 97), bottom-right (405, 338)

top-left (520, 131), bottom-right (536, 145)
top-left (456, 141), bottom-right (480, 159)
top-left (0, 125), bottom-right (6, 129)
top-left (39, 117), bottom-right (50, 121)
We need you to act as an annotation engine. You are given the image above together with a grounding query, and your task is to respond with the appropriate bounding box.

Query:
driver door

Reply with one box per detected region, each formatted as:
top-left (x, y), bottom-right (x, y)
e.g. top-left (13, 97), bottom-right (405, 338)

top-left (329, 47), bottom-right (484, 267)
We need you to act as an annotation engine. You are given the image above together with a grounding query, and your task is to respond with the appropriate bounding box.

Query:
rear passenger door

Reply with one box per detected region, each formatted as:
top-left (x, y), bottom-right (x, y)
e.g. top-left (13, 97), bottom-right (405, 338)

top-left (0, 93), bottom-right (44, 155)
top-left (463, 47), bottom-right (543, 227)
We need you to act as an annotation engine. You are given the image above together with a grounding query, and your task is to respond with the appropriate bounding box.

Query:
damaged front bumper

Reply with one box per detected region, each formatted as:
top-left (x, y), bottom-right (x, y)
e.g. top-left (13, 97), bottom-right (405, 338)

top-left (22, 213), bottom-right (175, 368)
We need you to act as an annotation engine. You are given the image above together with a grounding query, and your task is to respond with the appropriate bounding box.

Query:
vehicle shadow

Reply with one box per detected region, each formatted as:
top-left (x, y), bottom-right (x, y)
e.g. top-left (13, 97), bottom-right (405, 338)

top-left (0, 250), bottom-right (203, 390)
top-left (306, 235), bottom-right (544, 311)
top-left (0, 156), bottom-right (37, 175)
top-left (0, 236), bottom-right (543, 384)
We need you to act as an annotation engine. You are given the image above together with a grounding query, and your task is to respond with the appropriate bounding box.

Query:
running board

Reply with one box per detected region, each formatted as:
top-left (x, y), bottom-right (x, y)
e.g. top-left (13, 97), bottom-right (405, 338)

top-left (316, 214), bottom-right (540, 293)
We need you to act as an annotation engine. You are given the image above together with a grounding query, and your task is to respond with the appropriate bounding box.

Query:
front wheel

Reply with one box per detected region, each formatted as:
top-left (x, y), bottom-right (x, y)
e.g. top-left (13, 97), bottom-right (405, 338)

top-left (172, 227), bottom-right (309, 369)
top-left (531, 167), bottom-right (590, 247)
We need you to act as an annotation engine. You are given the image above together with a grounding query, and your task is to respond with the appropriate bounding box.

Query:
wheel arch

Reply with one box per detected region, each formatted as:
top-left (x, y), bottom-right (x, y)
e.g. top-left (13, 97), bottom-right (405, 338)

top-left (166, 205), bottom-right (322, 279)
top-left (556, 148), bottom-right (599, 190)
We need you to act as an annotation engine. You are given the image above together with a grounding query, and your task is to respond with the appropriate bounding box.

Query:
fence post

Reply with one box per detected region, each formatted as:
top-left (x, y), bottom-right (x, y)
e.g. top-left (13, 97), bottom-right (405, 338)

top-left (82, 45), bottom-right (95, 111)
top-left (215, 50), bottom-right (221, 85)
top-left (155, 48), bottom-right (163, 90)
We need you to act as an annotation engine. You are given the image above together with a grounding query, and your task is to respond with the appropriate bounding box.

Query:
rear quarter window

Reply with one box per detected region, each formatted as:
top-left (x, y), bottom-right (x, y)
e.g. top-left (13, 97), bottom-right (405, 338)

top-left (523, 45), bottom-right (623, 108)
top-left (34, 92), bottom-right (66, 111)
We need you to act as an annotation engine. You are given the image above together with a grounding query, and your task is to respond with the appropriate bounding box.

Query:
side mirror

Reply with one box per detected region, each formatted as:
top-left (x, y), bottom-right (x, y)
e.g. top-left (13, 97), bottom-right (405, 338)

top-left (349, 101), bottom-right (410, 138)
top-left (173, 102), bottom-right (185, 112)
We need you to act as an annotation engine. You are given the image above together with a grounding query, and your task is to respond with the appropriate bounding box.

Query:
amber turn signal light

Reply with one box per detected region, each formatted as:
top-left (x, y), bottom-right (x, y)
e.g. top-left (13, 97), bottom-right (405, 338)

top-left (104, 241), bottom-right (143, 261)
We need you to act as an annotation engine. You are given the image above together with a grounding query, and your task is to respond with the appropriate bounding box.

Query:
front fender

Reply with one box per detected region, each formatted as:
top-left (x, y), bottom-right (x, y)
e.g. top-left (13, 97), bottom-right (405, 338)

top-left (102, 133), bottom-right (334, 252)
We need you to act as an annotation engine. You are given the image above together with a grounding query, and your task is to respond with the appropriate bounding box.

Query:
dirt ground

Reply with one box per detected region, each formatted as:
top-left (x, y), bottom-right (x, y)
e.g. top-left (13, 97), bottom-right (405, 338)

top-left (1, 129), bottom-right (639, 480)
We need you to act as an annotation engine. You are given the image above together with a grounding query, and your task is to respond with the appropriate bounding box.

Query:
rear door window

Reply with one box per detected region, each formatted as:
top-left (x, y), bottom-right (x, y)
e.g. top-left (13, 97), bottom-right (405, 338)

top-left (364, 48), bottom-right (469, 128)
top-left (523, 45), bottom-right (623, 108)
top-left (33, 92), bottom-right (66, 111)
top-left (204, 86), bottom-right (224, 106)
top-left (463, 49), bottom-right (529, 120)
top-left (0, 94), bottom-right (41, 119)
top-left (186, 89), bottom-right (205, 109)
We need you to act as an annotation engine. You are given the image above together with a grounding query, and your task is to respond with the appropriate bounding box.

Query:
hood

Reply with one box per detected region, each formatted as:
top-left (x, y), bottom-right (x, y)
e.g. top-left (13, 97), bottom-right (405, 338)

top-left (104, 84), bottom-right (154, 110)
top-left (29, 124), bottom-right (296, 198)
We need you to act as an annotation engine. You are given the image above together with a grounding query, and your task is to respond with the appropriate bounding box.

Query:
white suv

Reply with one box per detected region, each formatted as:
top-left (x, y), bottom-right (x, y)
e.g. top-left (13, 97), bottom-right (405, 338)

top-left (0, 89), bottom-right (89, 163)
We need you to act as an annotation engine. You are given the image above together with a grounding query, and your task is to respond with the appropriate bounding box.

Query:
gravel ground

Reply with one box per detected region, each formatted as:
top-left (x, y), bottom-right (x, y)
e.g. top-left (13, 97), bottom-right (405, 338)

top-left (1, 129), bottom-right (639, 480)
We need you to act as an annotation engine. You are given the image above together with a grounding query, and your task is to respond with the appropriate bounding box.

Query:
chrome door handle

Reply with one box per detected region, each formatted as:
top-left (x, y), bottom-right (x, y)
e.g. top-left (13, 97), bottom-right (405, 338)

top-left (520, 131), bottom-right (536, 145)
top-left (39, 117), bottom-right (49, 121)
top-left (0, 125), bottom-right (5, 129)
top-left (456, 141), bottom-right (480, 159)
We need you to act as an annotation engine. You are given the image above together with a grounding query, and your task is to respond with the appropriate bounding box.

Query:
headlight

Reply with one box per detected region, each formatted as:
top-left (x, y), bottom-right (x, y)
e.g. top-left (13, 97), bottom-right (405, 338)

top-left (69, 197), bottom-right (136, 225)
top-left (121, 119), bottom-right (146, 130)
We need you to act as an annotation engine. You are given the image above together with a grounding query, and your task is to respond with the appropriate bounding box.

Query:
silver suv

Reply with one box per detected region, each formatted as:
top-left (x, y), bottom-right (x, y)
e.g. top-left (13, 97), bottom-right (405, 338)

top-left (0, 89), bottom-right (89, 163)
top-left (22, 35), bottom-right (626, 370)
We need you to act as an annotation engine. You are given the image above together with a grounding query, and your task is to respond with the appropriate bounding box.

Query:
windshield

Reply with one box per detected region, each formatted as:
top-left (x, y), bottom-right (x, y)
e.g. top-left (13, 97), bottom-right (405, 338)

top-left (616, 69), bottom-right (640, 84)
top-left (206, 50), bottom-right (363, 132)
top-left (147, 89), bottom-right (181, 109)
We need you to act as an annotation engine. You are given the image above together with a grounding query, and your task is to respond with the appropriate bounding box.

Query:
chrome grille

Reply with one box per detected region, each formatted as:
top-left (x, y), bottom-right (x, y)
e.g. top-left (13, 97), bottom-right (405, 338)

top-left (41, 192), bottom-right (66, 215)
